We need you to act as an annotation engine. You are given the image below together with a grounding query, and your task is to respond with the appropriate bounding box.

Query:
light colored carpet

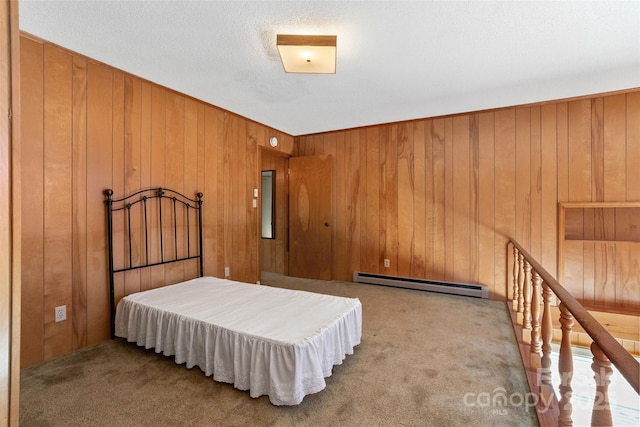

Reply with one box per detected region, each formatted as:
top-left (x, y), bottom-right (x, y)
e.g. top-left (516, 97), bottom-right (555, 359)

top-left (20, 273), bottom-right (538, 426)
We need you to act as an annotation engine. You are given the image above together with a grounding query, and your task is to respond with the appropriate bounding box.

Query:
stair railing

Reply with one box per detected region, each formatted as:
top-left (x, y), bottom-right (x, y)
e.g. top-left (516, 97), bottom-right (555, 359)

top-left (508, 239), bottom-right (639, 426)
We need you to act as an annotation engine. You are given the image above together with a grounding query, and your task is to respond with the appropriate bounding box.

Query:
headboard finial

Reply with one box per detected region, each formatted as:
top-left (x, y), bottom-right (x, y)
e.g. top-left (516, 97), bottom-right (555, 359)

top-left (104, 189), bottom-right (113, 201)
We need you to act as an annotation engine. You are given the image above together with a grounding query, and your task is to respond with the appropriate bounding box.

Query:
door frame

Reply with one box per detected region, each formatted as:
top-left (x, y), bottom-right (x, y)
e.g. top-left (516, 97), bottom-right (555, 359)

top-left (258, 146), bottom-right (290, 280)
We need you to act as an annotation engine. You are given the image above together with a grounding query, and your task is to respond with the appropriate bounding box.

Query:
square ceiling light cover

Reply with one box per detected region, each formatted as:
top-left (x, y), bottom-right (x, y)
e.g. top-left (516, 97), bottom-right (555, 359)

top-left (277, 34), bottom-right (337, 74)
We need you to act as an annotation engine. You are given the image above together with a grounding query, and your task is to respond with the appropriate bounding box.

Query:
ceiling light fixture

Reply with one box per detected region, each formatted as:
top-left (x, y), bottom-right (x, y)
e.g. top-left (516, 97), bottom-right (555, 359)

top-left (276, 34), bottom-right (337, 74)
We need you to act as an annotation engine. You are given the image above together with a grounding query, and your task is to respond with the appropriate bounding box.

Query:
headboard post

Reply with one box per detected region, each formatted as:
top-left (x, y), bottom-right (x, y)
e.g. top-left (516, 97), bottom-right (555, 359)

top-left (197, 192), bottom-right (204, 277)
top-left (104, 188), bottom-right (116, 338)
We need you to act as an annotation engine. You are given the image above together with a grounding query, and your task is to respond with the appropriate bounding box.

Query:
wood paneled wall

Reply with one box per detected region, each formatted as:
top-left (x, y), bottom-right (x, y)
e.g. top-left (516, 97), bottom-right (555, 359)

top-left (19, 32), bottom-right (639, 367)
top-left (294, 91), bottom-right (640, 305)
top-left (19, 35), bottom-right (293, 367)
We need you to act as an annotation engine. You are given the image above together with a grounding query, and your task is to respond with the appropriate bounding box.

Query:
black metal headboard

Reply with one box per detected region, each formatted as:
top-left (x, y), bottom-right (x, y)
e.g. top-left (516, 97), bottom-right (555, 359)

top-left (105, 187), bottom-right (203, 338)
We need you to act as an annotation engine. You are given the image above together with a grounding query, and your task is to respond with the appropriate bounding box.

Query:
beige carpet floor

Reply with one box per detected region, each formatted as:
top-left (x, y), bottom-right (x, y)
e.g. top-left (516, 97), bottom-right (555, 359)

top-left (20, 273), bottom-right (539, 426)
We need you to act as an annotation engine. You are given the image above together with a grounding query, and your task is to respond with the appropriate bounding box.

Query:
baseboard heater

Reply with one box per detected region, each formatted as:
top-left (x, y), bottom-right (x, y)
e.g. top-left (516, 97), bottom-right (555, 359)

top-left (353, 271), bottom-right (489, 299)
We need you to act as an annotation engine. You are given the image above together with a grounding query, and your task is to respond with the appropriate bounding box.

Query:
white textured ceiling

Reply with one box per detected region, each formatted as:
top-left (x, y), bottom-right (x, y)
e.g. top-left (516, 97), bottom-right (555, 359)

top-left (19, 1), bottom-right (640, 136)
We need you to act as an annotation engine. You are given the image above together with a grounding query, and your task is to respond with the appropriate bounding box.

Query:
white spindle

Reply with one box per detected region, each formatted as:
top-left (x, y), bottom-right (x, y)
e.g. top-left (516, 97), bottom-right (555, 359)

top-left (558, 302), bottom-right (574, 426)
top-left (590, 342), bottom-right (613, 426)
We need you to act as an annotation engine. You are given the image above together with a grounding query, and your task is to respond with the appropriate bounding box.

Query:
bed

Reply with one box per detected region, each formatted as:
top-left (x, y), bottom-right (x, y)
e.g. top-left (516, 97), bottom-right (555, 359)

top-left (105, 187), bottom-right (362, 405)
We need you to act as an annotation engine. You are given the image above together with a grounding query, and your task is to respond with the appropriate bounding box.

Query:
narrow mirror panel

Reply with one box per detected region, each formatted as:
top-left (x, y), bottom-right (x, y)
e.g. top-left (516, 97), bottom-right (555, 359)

top-left (261, 170), bottom-right (276, 239)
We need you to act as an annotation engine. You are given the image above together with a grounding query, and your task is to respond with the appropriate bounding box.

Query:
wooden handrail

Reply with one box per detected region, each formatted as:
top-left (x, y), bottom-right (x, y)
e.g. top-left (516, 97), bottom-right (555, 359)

top-left (510, 239), bottom-right (639, 394)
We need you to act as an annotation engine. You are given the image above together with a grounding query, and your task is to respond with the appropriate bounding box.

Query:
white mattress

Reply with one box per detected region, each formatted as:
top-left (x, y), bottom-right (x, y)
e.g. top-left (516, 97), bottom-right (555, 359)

top-left (115, 276), bottom-right (362, 405)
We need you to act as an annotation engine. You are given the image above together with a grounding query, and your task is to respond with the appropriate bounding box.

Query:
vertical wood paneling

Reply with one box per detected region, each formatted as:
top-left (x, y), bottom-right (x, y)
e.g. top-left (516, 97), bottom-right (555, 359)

top-left (139, 81), bottom-right (152, 291)
top-left (615, 207), bottom-right (640, 241)
top-left (245, 121), bottom-right (258, 282)
top-left (616, 242), bottom-right (640, 310)
top-left (332, 132), bottom-right (342, 280)
top-left (469, 115), bottom-right (479, 284)
top-left (568, 99), bottom-right (592, 203)
top-left (559, 93), bottom-right (640, 308)
top-left (383, 125), bottom-right (398, 276)
top-left (627, 92), bottom-right (640, 201)
top-left (18, 35), bottom-right (639, 367)
top-left (216, 110), bottom-right (226, 278)
top-left (557, 103), bottom-right (569, 204)
top-left (364, 127), bottom-right (380, 273)
top-left (20, 37), bottom-right (294, 366)
top-left (603, 95), bottom-right (626, 202)
top-left (564, 241), bottom-right (585, 298)
top-left (556, 102), bottom-right (569, 286)
top-left (71, 55), bottom-right (87, 350)
top-left (582, 241), bottom-right (595, 306)
top-left (43, 45), bottom-right (73, 359)
top-left (423, 120), bottom-right (434, 278)
top-left (594, 243), bottom-right (617, 306)
top-left (540, 104), bottom-right (557, 276)
top-left (530, 107), bottom-right (542, 261)
top-left (493, 109), bottom-right (515, 299)
top-left (515, 108), bottom-right (531, 250)
top-left (452, 116), bottom-right (470, 282)
top-left (20, 37), bottom-right (44, 366)
top-left (164, 92), bottom-right (185, 284)
top-left (223, 114), bottom-right (238, 279)
top-left (598, 208), bottom-right (616, 240)
top-left (237, 119), bottom-right (249, 281)
top-left (397, 122), bottom-right (413, 277)
top-left (443, 119), bottom-right (454, 281)
top-left (619, 94), bottom-right (639, 310)
top-left (203, 106), bottom-right (218, 277)
top-left (412, 121), bottom-right (426, 278)
top-left (183, 98), bottom-right (199, 279)
top-left (195, 103), bottom-right (205, 212)
top-left (149, 85), bottom-right (165, 288)
top-left (591, 97), bottom-right (605, 202)
top-left (478, 112), bottom-right (495, 296)
top-left (431, 119), bottom-right (445, 280)
top-left (123, 75), bottom-right (141, 298)
top-left (333, 132), bottom-right (347, 280)
top-left (112, 71), bottom-right (125, 305)
top-left (358, 130), bottom-right (370, 272)
top-left (346, 129), bottom-right (361, 279)
top-left (86, 62), bottom-right (112, 345)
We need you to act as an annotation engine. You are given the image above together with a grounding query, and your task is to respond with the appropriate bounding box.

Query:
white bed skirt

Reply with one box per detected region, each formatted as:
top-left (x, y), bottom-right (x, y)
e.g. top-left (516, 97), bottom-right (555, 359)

top-left (115, 277), bottom-right (362, 405)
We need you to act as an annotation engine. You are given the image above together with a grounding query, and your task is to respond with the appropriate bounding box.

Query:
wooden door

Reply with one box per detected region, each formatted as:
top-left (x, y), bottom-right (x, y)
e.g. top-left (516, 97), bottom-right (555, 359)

top-left (288, 155), bottom-right (332, 280)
